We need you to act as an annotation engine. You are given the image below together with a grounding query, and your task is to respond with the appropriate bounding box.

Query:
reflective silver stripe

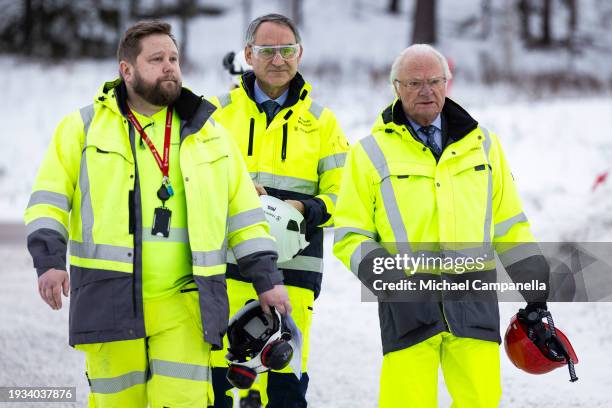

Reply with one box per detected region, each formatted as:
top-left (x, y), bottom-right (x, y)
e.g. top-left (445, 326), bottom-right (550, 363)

top-left (80, 104), bottom-right (95, 136)
top-left (218, 93), bottom-right (232, 108)
top-left (27, 190), bottom-right (71, 212)
top-left (79, 105), bottom-right (95, 243)
top-left (323, 193), bottom-right (337, 205)
top-left (443, 246), bottom-right (495, 262)
top-left (192, 249), bottom-right (226, 267)
top-left (318, 153), bottom-right (347, 174)
top-left (70, 241), bottom-right (133, 263)
top-left (26, 217), bottom-right (68, 240)
top-left (228, 208), bottom-right (266, 233)
top-left (482, 127), bottom-right (493, 244)
top-left (309, 101), bottom-right (324, 119)
top-left (89, 371), bottom-right (146, 394)
top-left (349, 240), bottom-right (382, 276)
top-left (142, 227), bottom-right (189, 243)
top-left (150, 359), bottom-right (210, 382)
top-left (497, 242), bottom-right (543, 267)
top-left (495, 212), bottom-right (528, 238)
top-left (79, 153), bottom-right (94, 242)
top-left (232, 237), bottom-right (276, 259)
top-left (278, 255), bottom-right (323, 273)
top-left (360, 135), bottom-right (409, 244)
top-left (226, 251), bottom-right (237, 264)
top-left (250, 172), bottom-right (317, 195)
top-left (334, 227), bottom-right (377, 244)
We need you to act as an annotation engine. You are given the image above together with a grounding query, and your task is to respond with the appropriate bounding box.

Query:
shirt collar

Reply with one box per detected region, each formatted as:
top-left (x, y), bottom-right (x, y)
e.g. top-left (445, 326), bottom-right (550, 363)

top-left (254, 79), bottom-right (289, 107)
top-left (408, 114), bottom-right (442, 133)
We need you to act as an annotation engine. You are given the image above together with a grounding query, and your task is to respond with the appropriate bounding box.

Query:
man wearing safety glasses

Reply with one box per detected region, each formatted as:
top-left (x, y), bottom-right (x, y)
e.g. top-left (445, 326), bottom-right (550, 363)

top-left (210, 13), bottom-right (349, 408)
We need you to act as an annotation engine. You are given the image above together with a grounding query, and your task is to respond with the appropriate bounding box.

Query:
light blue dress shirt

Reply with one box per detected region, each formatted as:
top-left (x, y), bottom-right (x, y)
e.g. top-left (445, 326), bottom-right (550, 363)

top-left (254, 80), bottom-right (289, 107)
top-left (408, 114), bottom-right (443, 151)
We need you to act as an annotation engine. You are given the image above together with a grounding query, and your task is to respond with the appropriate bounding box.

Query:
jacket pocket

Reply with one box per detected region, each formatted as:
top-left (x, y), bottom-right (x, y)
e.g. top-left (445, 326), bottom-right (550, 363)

top-left (196, 275), bottom-right (229, 349)
top-left (192, 138), bottom-right (229, 165)
top-left (461, 301), bottom-right (500, 332)
top-left (69, 268), bottom-right (132, 333)
top-left (379, 301), bottom-right (438, 340)
top-left (180, 282), bottom-right (203, 333)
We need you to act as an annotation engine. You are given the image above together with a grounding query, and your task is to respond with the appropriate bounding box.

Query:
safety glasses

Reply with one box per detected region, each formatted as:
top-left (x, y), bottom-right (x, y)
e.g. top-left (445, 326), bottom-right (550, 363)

top-left (250, 44), bottom-right (301, 61)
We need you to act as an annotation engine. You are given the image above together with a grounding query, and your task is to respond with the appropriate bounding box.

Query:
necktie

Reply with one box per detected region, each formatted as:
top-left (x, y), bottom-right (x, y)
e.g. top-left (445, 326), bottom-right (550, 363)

top-left (420, 125), bottom-right (442, 157)
top-left (262, 100), bottom-right (280, 123)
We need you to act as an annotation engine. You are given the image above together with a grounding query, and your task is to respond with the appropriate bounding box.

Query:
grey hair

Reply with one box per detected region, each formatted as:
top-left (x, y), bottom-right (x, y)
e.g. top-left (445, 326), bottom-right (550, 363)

top-left (389, 44), bottom-right (452, 84)
top-left (245, 13), bottom-right (301, 45)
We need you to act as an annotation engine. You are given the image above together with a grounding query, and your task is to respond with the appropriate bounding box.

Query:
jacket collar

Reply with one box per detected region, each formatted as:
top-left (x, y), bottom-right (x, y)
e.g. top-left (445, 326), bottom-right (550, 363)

top-left (97, 78), bottom-right (213, 124)
top-left (240, 71), bottom-right (311, 110)
top-left (96, 79), bottom-right (217, 143)
top-left (381, 97), bottom-right (478, 143)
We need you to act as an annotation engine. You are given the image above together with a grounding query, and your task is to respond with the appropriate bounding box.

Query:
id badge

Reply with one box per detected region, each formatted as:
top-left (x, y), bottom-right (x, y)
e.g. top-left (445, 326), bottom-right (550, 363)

top-left (152, 207), bottom-right (172, 238)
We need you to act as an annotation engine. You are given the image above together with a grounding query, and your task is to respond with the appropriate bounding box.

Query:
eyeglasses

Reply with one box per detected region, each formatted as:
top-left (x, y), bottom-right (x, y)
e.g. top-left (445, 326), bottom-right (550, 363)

top-left (250, 44), bottom-right (301, 61)
top-left (394, 77), bottom-right (447, 91)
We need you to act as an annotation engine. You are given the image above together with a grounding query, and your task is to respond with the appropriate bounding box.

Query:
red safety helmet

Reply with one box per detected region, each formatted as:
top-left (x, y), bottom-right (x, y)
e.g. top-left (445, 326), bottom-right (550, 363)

top-left (504, 307), bottom-right (578, 382)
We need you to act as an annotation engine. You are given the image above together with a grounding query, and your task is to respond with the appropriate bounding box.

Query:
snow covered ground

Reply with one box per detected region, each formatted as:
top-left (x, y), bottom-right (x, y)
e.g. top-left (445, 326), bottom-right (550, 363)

top-left (2, 0), bottom-right (612, 406)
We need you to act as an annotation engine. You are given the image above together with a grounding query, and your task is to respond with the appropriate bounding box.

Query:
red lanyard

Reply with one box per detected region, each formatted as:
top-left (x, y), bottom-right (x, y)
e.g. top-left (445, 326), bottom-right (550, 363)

top-left (126, 106), bottom-right (173, 180)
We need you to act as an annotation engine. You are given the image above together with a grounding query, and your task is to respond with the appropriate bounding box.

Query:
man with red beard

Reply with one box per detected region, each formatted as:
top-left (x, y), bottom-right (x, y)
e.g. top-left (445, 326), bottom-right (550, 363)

top-left (24, 20), bottom-right (290, 407)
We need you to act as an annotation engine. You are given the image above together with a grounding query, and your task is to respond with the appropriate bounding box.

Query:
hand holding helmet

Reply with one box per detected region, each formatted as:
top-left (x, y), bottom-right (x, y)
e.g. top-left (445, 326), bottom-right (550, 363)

top-left (504, 303), bottom-right (578, 382)
top-left (225, 300), bottom-right (295, 389)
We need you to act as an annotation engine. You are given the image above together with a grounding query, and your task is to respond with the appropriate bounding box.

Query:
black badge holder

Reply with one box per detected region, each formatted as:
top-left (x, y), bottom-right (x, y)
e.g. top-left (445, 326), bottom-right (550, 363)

top-left (152, 183), bottom-right (172, 237)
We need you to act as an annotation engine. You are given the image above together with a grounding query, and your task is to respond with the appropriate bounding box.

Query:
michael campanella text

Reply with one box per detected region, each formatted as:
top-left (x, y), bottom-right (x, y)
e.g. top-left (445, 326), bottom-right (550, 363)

top-left (373, 279), bottom-right (547, 292)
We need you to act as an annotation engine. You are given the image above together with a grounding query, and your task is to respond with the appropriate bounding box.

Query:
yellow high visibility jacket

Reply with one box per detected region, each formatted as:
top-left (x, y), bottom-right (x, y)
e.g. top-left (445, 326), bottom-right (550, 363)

top-left (333, 98), bottom-right (549, 354)
top-left (211, 71), bottom-right (349, 298)
top-left (24, 79), bottom-right (281, 348)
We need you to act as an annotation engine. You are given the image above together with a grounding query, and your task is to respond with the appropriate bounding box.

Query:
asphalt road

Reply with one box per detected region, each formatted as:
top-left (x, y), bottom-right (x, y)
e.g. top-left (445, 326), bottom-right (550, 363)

top-left (0, 223), bottom-right (25, 245)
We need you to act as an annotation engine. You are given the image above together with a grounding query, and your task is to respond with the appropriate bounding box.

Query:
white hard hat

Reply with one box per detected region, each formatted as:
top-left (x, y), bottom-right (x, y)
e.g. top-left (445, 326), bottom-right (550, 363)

top-left (260, 195), bottom-right (308, 263)
top-left (225, 300), bottom-right (293, 388)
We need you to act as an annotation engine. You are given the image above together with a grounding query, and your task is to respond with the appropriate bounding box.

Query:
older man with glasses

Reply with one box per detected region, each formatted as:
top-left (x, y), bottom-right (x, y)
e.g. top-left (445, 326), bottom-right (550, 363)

top-left (210, 13), bottom-right (350, 408)
top-left (333, 44), bottom-right (551, 407)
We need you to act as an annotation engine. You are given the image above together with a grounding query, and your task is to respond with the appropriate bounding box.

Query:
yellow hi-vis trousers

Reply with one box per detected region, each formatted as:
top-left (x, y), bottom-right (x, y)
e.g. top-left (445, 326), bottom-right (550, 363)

top-left (210, 279), bottom-right (314, 405)
top-left (379, 331), bottom-right (501, 408)
top-left (75, 282), bottom-right (213, 408)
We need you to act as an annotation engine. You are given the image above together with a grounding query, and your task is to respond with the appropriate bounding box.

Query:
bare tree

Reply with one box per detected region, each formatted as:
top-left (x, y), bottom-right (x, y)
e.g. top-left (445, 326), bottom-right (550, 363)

top-left (541, 0), bottom-right (552, 46)
top-left (388, 0), bottom-right (400, 14)
top-left (291, 0), bottom-right (302, 26)
top-left (517, 0), bottom-right (578, 49)
top-left (411, 0), bottom-right (437, 44)
top-left (481, 0), bottom-right (492, 39)
top-left (564, 0), bottom-right (578, 50)
top-left (517, 0), bottom-right (533, 45)
top-left (242, 0), bottom-right (252, 38)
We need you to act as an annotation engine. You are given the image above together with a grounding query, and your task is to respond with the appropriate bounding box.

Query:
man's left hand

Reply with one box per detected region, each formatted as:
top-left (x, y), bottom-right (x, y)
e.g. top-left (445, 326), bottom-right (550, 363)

top-left (285, 200), bottom-right (305, 215)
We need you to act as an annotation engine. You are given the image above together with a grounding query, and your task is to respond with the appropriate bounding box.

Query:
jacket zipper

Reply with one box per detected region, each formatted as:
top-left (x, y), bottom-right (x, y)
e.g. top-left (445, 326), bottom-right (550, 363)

top-left (248, 118), bottom-right (254, 156)
top-left (440, 297), bottom-right (454, 334)
top-left (281, 123), bottom-right (288, 161)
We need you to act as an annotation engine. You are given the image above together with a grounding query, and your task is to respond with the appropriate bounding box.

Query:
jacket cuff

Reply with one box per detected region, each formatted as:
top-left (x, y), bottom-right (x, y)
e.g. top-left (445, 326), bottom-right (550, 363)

top-left (236, 251), bottom-right (284, 294)
top-left (34, 256), bottom-right (67, 277)
top-left (27, 229), bottom-right (67, 277)
top-left (357, 247), bottom-right (407, 300)
top-left (301, 197), bottom-right (330, 230)
top-left (505, 254), bottom-right (550, 302)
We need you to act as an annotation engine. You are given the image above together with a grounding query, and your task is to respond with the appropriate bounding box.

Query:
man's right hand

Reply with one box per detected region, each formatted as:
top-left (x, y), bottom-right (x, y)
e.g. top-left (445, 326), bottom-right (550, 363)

top-left (258, 284), bottom-right (292, 316)
top-left (253, 182), bottom-right (268, 196)
top-left (38, 268), bottom-right (70, 310)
